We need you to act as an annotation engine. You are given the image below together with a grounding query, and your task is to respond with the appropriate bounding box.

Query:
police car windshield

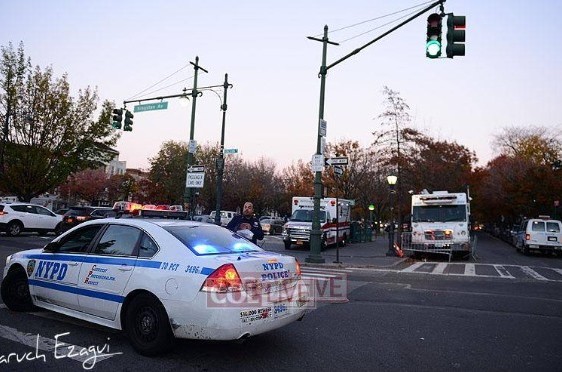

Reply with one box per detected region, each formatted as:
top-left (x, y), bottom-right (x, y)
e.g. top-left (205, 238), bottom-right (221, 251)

top-left (164, 225), bottom-right (263, 256)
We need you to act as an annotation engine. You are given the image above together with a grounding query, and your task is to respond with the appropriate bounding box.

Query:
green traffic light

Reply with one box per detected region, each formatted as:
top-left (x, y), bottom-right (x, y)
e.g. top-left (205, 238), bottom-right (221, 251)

top-left (426, 40), bottom-right (441, 58)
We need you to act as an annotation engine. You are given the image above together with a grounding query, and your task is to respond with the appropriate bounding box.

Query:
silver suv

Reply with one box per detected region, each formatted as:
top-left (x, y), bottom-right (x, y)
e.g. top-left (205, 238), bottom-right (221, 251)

top-left (0, 203), bottom-right (63, 236)
top-left (515, 218), bottom-right (562, 255)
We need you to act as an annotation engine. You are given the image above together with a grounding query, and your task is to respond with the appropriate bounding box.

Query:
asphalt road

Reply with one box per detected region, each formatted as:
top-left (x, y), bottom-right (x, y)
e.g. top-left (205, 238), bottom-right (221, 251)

top-left (0, 232), bottom-right (561, 371)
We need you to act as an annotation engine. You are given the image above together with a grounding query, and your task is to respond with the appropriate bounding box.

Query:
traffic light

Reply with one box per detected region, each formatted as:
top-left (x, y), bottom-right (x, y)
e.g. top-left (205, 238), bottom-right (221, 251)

top-left (446, 14), bottom-right (466, 58)
top-left (123, 110), bottom-right (134, 131)
top-left (426, 13), bottom-right (442, 59)
top-left (111, 108), bottom-right (123, 129)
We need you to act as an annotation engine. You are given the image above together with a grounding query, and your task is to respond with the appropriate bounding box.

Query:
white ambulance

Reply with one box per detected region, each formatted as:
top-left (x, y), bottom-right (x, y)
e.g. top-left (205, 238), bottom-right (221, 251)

top-left (282, 197), bottom-right (354, 250)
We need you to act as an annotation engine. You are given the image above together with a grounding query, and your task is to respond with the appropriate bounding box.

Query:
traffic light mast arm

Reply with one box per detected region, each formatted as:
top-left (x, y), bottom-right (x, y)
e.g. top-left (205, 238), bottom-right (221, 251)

top-left (326, 0), bottom-right (446, 71)
top-left (122, 84), bottom-right (225, 106)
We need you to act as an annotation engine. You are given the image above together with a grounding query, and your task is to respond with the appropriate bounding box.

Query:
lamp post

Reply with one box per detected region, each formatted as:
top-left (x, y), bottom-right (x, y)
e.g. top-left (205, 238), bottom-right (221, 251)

top-left (368, 204), bottom-right (375, 236)
top-left (387, 175), bottom-right (397, 256)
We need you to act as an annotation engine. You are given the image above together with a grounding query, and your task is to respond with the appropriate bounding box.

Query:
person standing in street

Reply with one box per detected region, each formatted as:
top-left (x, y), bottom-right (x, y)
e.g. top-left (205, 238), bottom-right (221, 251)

top-left (226, 202), bottom-right (264, 245)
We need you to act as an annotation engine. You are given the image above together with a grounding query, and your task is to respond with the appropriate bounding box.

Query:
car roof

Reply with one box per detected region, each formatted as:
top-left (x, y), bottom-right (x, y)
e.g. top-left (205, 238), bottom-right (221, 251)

top-left (78, 217), bottom-right (216, 230)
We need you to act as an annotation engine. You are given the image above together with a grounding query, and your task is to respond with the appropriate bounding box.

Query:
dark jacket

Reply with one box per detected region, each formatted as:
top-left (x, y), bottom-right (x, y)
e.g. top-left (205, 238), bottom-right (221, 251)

top-left (226, 215), bottom-right (264, 244)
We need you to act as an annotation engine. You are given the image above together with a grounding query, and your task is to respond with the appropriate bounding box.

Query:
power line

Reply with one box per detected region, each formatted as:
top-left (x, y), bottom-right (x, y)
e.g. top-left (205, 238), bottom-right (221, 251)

top-left (339, 8), bottom-right (422, 43)
top-left (126, 63), bottom-right (192, 101)
top-left (312, 0), bottom-right (435, 41)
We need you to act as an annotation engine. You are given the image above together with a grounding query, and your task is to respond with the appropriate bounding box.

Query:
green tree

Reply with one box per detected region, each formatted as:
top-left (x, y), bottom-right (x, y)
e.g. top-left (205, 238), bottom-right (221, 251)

top-left (148, 140), bottom-right (188, 205)
top-left (0, 42), bottom-right (119, 201)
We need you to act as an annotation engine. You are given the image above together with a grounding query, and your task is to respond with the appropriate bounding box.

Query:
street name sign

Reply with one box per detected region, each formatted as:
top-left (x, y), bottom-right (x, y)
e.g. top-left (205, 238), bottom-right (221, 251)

top-left (133, 102), bottom-right (169, 113)
top-left (325, 157), bottom-right (349, 166)
top-left (224, 148), bottom-right (238, 154)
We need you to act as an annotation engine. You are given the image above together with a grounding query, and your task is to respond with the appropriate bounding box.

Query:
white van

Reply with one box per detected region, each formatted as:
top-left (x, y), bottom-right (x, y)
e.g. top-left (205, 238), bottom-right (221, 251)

top-left (208, 210), bottom-right (236, 226)
top-left (515, 217), bottom-right (562, 255)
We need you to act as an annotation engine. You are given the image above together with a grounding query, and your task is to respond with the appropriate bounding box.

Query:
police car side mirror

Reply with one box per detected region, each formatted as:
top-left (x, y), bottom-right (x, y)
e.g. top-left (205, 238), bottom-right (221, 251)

top-left (43, 241), bottom-right (60, 253)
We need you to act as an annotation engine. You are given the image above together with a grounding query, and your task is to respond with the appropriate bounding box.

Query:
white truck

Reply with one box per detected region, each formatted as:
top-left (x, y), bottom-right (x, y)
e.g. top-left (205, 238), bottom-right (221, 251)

top-left (282, 196), bottom-right (354, 250)
top-left (407, 190), bottom-right (472, 259)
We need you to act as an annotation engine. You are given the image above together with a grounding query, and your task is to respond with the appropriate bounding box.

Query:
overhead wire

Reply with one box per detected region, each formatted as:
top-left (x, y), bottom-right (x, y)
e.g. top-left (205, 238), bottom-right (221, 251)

top-left (313, 0), bottom-right (436, 43)
top-left (126, 63), bottom-right (193, 101)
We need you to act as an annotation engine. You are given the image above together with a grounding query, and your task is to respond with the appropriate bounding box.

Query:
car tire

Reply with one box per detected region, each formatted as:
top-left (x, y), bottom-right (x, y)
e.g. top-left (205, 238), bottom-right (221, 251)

top-left (338, 234), bottom-right (347, 247)
top-left (523, 244), bottom-right (530, 256)
top-left (125, 293), bottom-right (173, 356)
top-left (6, 221), bottom-right (23, 237)
top-left (284, 241), bottom-right (292, 250)
top-left (1, 268), bottom-right (36, 312)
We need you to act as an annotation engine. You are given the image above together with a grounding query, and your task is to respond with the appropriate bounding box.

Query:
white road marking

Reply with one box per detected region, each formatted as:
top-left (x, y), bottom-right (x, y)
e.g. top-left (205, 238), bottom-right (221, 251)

top-left (494, 265), bottom-right (515, 279)
top-left (520, 266), bottom-right (548, 281)
top-left (402, 262), bottom-right (425, 273)
top-left (464, 264), bottom-right (476, 276)
top-left (432, 263), bottom-right (448, 275)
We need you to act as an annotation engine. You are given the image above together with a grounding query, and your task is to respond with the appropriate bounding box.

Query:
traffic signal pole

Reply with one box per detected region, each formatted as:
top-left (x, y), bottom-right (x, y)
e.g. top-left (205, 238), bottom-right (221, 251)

top-left (306, 0), bottom-right (446, 264)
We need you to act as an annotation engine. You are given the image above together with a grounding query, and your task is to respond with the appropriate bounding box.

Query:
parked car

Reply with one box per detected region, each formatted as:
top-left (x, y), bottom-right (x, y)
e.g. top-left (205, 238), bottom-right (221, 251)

top-left (261, 217), bottom-right (285, 235)
top-left (515, 217), bottom-right (562, 255)
top-left (208, 210), bottom-right (236, 226)
top-left (61, 206), bottom-right (116, 231)
top-left (1, 218), bottom-right (309, 356)
top-left (192, 214), bottom-right (212, 223)
top-left (0, 202), bottom-right (63, 236)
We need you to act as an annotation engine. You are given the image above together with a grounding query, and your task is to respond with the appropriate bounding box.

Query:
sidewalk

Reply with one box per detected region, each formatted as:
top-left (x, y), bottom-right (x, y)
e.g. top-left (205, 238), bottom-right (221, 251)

top-left (276, 235), bottom-right (408, 269)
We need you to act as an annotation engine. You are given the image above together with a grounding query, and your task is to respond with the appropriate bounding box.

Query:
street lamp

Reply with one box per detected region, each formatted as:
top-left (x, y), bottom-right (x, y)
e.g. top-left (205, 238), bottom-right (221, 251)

top-left (386, 175), bottom-right (397, 256)
top-left (368, 204), bottom-right (375, 231)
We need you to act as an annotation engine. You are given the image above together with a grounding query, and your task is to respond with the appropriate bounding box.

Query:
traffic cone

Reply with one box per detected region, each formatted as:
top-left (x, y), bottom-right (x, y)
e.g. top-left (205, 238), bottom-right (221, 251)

top-left (394, 243), bottom-right (404, 258)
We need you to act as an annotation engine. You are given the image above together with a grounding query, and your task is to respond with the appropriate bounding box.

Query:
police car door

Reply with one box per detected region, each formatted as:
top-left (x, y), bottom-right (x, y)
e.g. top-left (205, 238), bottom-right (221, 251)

top-left (77, 224), bottom-right (140, 320)
top-left (30, 224), bottom-right (103, 311)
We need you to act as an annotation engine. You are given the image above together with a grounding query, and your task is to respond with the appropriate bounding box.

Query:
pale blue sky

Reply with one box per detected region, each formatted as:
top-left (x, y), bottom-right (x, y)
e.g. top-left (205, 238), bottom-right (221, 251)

top-left (2, 0), bottom-right (561, 170)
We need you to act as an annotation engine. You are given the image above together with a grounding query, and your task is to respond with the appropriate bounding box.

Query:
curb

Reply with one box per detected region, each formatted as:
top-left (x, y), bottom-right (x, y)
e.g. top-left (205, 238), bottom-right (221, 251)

top-left (301, 257), bottom-right (409, 269)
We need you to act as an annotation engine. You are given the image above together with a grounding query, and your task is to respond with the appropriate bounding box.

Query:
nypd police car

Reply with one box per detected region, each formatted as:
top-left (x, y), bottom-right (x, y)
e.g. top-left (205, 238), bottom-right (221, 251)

top-left (1, 218), bottom-right (309, 355)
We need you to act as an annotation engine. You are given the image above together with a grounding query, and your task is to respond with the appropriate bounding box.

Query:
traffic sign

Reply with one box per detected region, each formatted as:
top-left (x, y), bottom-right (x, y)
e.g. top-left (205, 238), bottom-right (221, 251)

top-left (133, 102), bottom-right (169, 113)
top-left (312, 154), bottom-right (324, 172)
top-left (334, 165), bottom-right (344, 176)
top-left (188, 140), bottom-right (197, 154)
top-left (325, 157), bottom-right (348, 166)
top-left (224, 148), bottom-right (238, 154)
top-left (186, 172), bottom-right (205, 188)
top-left (319, 119), bottom-right (327, 137)
top-left (188, 165), bottom-right (205, 172)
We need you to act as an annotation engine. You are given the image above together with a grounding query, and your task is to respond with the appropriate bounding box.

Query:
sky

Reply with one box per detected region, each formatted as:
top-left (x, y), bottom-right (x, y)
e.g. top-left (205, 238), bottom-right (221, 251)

top-left (1, 0), bottom-right (561, 172)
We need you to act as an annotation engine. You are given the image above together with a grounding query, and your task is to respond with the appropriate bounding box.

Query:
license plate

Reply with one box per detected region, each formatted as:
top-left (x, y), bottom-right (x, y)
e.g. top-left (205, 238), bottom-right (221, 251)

top-left (548, 236), bottom-right (558, 242)
top-left (296, 240), bottom-right (303, 245)
top-left (434, 243), bottom-right (444, 247)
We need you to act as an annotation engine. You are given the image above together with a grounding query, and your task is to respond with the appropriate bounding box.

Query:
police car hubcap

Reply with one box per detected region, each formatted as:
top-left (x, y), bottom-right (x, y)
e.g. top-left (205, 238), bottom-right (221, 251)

top-left (139, 309), bottom-right (157, 336)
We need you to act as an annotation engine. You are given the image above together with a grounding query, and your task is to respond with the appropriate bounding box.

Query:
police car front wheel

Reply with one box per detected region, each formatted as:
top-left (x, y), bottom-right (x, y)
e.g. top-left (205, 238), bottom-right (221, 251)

top-left (1, 268), bottom-right (36, 312)
top-left (125, 293), bottom-right (174, 356)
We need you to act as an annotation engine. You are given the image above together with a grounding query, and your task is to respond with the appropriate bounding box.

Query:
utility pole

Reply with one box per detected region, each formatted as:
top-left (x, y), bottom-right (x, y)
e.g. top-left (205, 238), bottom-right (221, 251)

top-left (306, 0), bottom-right (446, 263)
top-left (214, 73), bottom-right (233, 225)
top-left (306, 26), bottom-right (339, 264)
top-left (185, 56), bottom-right (208, 219)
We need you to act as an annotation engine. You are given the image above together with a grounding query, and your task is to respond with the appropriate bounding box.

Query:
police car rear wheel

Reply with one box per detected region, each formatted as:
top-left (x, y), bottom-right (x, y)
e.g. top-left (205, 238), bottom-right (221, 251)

top-left (125, 293), bottom-right (173, 356)
top-left (1, 269), bottom-right (35, 312)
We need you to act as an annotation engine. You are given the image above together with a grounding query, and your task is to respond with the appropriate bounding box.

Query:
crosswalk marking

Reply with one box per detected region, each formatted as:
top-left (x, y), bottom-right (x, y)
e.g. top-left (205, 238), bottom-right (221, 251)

top-left (395, 262), bottom-right (562, 282)
top-left (520, 266), bottom-right (549, 281)
top-left (464, 263), bottom-right (476, 276)
top-left (493, 265), bottom-right (515, 279)
top-left (432, 263), bottom-right (447, 274)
